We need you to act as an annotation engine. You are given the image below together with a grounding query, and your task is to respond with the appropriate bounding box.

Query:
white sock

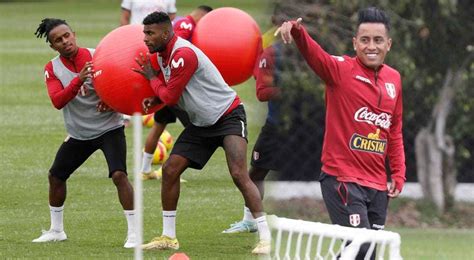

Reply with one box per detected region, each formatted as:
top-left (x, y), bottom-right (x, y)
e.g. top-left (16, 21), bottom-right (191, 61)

top-left (162, 210), bottom-right (176, 239)
top-left (124, 210), bottom-right (136, 236)
top-left (49, 205), bottom-right (64, 232)
top-left (256, 215), bottom-right (271, 241)
top-left (242, 206), bottom-right (255, 222)
top-left (141, 152), bottom-right (154, 173)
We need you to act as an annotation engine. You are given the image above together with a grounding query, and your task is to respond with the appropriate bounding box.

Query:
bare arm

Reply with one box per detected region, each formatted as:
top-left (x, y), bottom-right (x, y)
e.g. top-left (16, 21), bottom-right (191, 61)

top-left (120, 8), bottom-right (131, 26)
top-left (168, 13), bottom-right (176, 21)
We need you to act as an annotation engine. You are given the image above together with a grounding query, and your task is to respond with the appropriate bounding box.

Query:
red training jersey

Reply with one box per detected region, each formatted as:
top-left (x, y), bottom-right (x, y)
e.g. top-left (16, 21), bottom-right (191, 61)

top-left (254, 44), bottom-right (281, 101)
top-left (291, 25), bottom-right (406, 192)
top-left (150, 35), bottom-right (240, 116)
top-left (44, 48), bottom-right (91, 109)
top-left (172, 15), bottom-right (196, 41)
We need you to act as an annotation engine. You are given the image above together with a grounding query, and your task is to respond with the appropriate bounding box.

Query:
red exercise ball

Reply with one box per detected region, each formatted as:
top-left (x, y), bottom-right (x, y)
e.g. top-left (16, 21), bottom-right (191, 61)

top-left (192, 7), bottom-right (262, 86)
top-left (93, 24), bottom-right (164, 115)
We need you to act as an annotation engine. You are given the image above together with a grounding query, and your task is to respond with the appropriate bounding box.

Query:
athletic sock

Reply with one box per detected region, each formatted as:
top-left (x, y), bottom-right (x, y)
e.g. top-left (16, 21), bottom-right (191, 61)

top-left (124, 210), bottom-right (136, 236)
top-left (256, 215), bottom-right (271, 241)
top-left (141, 152), bottom-right (154, 173)
top-left (49, 205), bottom-right (64, 232)
top-left (162, 210), bottom-right (176, 239)
top-left (243, 206), bottom-right (255, 222)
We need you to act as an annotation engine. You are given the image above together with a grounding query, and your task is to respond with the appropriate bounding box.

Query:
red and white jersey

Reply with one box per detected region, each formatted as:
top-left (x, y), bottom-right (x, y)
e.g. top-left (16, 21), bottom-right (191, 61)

top-left (172, 15), bottom-right (196, 41)
top-left (149, 35), bottom-right (239, 127)
top-left (44, 48), bottom-right (123, 140)
top-left (291, 25), bottom-right (406, 192)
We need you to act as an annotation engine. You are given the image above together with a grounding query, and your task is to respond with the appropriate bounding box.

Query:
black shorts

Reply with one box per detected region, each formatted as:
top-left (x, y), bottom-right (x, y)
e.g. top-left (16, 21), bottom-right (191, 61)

top-left (319, 172), bottom-right (388, 229)
top-left (154, 106), bottom-right (190, 127)
top-left (319, 172), bottom-right (388, 260)
top-left (49, 127), bottom-right (127, 181)
top-left (250, 121), bottom-right (285, 171)
top-left (171, 105), bottom-right (247, 169)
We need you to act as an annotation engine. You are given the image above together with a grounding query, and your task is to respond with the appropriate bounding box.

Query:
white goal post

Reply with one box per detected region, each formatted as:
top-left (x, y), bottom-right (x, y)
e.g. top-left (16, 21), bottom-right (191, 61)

top-left (268, 217), bottom-right (402, 260)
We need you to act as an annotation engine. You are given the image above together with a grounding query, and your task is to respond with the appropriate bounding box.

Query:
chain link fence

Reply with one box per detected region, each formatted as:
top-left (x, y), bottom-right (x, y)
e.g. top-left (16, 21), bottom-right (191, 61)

top-left (268, 0), bottom-right (474, 183)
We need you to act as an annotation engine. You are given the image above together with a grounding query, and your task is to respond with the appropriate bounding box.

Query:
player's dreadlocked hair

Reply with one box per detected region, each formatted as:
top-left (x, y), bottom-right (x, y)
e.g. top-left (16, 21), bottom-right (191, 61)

top-left (143, 11), bottom-right (171, 26)
top-left (35, 18), bottom-right (69, 42)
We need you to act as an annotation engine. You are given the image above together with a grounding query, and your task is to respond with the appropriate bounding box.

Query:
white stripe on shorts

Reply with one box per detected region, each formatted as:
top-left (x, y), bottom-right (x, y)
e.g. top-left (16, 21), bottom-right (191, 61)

top-left (240, 120), bottom-right (245, 138)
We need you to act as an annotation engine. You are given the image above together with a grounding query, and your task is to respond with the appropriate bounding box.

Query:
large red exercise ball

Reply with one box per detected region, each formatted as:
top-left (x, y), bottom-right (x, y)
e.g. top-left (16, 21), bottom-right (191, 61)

top-left (192, 7), bottom-right (262, 86)
top-left (93, 24), bottom-right (164, 115)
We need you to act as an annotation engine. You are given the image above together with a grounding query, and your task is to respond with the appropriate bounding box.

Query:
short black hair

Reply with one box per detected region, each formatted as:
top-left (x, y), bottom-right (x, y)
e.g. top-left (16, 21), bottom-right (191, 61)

top-left (143, 11), bottom-right (171, 26)
top-left (197, 5), bottom-right (213, 13)
top-left (357, 7), bottom-right (391, 32)
top-left (35, 18), bottom-right (69, 42)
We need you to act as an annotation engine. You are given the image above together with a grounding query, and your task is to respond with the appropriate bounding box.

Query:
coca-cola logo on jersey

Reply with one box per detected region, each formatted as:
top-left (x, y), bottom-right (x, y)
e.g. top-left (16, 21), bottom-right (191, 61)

top-left (354, 107), bottom-right (392, 129)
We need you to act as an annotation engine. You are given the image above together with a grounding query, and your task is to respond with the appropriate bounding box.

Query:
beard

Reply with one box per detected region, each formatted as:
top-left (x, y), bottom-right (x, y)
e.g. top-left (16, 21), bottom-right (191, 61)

top-left (152, 44), bottom-right (166, 53)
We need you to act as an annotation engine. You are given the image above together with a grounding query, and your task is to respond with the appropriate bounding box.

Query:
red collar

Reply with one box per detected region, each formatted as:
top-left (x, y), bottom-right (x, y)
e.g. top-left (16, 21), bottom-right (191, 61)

top-left (59, 47), bottom-right (87, 70)
top-left (355, 56), bottom-right (384, 76)
top-left (158, 35), bottom-right (178, 64)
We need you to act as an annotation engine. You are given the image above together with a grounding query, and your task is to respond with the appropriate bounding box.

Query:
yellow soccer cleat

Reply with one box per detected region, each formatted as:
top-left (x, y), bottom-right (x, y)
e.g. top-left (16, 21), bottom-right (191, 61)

top-left (251, 240), bottom-right (271, 255)
top-left (142, 235), bottom-right (179, 250)
top-left (153, 167), bottom-right (187, 183)
top-left (141, 170), bottom-right (161, 181)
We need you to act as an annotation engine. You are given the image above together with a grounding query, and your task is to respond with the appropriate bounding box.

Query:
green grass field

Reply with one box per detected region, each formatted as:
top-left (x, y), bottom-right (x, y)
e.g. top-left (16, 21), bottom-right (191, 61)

top-left (0, 0), bottom-right (473, 259)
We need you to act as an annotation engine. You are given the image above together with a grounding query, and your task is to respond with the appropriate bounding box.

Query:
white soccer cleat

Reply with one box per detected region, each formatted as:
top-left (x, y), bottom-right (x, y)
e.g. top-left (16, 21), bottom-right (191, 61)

top-left (222, 220), bottom-right (258, 233)
top-left (123, 233), bottom-right (138, 248)
top-left (32, 229), bottom-right (67, 243)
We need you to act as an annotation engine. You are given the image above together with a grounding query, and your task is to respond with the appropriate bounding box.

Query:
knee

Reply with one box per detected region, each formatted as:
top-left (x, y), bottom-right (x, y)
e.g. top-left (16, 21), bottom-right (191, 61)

top-left (162, 161), bottom-right (182, 182)
top-left (249, 167), bottom-right (267, 182)
top-left (230, 169), bottom-right (250, 186)
top-left (48, 173), bottom-right (65, 187)
top-left (111, 171), bottom-right (128, 185)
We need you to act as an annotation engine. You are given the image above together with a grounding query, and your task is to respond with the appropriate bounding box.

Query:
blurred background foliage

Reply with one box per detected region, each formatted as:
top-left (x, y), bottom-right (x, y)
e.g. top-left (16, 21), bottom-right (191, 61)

top-left (271, 0), bottom-right (473, 183)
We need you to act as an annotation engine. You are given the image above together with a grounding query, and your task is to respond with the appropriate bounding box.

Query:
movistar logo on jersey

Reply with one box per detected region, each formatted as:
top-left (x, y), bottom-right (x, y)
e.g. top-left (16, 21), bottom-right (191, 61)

top-left (171, 58), bottom-right (184, 69)
top-left (180, 22), bottom-right (193, 30)
top-left (349, 129), bottom-right (386, 155)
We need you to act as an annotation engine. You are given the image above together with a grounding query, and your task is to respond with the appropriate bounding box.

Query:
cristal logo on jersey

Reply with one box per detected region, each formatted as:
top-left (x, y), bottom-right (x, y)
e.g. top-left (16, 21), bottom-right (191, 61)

top-left (171, 58), bottom-right (184, 69)
top-left (385, 83), bottom-right (396, 99)
top-left (354, 107), bottom-right (391, 129)
top-left (349, 129), bottom-right (387, 155)
top-left (180, 22), bottom-right (193, 30)
top-left (259, 58), bottom-right (267, 68)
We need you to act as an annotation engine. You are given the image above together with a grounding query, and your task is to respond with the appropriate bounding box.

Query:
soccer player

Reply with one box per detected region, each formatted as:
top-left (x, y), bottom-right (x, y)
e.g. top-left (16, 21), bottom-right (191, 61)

top-left (133, 12), bottom-right (271, 254)
top-left (172, 5), bottom-right (212, 39)
top-left (32, 18), bottom-right (136, 248)
top-left (276, 7), bottom-right (406, 259)
top-left (140, 5), bottom-right (213, 181)
top-left (223, 12), bottom-right (285, 234)
top-left (120, 0), bottom-right (177, 25)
